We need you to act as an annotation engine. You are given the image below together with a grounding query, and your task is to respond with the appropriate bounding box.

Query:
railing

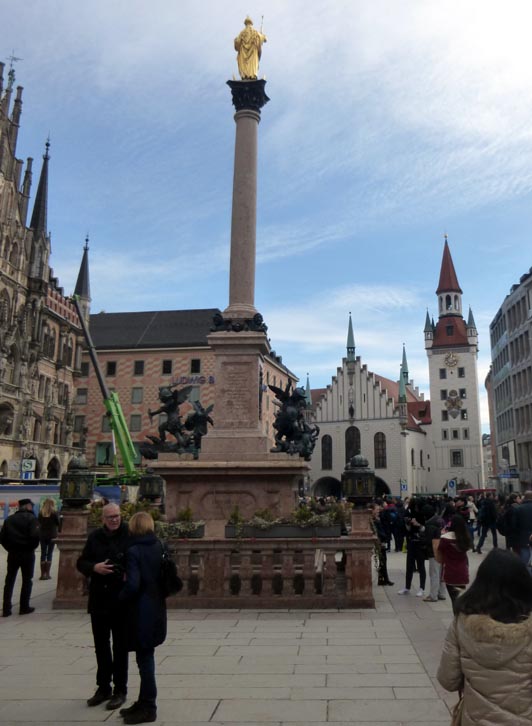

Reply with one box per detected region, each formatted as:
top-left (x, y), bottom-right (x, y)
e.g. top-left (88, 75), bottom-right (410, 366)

top-left (54, 510), bottom-right (376, 610)
top-left (165, 535), bottom-right (375, 609)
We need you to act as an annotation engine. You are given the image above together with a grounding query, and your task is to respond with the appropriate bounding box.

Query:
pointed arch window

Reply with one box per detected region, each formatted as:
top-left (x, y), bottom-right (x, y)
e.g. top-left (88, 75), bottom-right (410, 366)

top-left (445, 294), bottom-right (452, 311)
top-left (9, 242), bottom-right (19, 267)
top-left (321, 435), bottom-right (333, 470)
top-left (345, 426), bottom-right (361, 463)
top-left (374, 432), bottom-right (387, 468)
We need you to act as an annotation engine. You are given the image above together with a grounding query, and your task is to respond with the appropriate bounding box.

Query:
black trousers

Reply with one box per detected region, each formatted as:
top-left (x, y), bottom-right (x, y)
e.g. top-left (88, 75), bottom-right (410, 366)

top-left (3, 550), bottom-right (35, 613)
top-left (90, 608), bottom-right (129, 693)
top-left (405, 542), bottom-right (426, 590)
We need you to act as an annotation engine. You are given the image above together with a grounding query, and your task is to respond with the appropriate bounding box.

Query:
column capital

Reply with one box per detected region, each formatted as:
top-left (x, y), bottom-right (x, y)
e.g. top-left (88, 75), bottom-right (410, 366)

top-left (227, 79), bottom-right (269, 113)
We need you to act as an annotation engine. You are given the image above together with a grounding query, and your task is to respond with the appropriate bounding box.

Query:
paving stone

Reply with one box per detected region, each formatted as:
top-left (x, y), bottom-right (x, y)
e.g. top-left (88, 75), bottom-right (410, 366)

top-left (330, 698), bottom-right (451, 721)
top-left (214, 698), bottom-right (327, 722)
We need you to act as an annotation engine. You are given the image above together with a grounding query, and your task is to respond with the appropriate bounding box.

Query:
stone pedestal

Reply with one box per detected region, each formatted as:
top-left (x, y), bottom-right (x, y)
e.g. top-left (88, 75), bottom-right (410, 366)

top-left (201, 329), bottom-right (270, 461)
top-left (156, 456), bottom-right (307, 538)
top-left (53, 509), bottom-right (89, 609)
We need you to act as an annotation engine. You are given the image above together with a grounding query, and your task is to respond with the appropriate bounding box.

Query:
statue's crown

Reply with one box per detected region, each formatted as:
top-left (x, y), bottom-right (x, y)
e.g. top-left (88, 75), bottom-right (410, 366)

top-left (244, 16), bottom-right (253, 25)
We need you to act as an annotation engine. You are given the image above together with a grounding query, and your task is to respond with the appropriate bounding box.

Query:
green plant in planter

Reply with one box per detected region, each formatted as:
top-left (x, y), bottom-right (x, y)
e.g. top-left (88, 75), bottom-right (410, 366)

top-left (176, 507), bottom-right (194, 522)
top-left (291, 504), bottom-right (320, 528)
top-left (156, 507), bottom-right (204, 539)
top-left (228, 505), bottom-right (245, 525)
top-left (87, 499), bottom-right (161, 528)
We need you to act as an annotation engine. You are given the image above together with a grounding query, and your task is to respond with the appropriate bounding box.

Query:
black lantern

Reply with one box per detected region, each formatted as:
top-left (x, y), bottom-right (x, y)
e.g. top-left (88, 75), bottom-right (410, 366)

top-left (138, 470), bottom-right (165, 502)
top-left (341, 454), bottom-right (376, 507)
top-left (60, 455), bottom-right (95, 507)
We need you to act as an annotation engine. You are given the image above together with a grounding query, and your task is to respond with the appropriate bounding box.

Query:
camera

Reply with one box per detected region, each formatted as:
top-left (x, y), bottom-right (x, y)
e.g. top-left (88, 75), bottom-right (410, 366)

top-left (106, 553), bottom-right (125, 577)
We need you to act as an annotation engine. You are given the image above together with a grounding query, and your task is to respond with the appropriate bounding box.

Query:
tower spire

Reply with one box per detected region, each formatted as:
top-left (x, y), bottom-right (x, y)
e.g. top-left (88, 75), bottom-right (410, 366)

top-left (74, 236), bottom-right (91, 325)
top-left (30, 138), bottom-right (50, 234)
top-left (436, 236), bottom-right (462, 296)
top-left (346, 312), bottom-right (355, 362)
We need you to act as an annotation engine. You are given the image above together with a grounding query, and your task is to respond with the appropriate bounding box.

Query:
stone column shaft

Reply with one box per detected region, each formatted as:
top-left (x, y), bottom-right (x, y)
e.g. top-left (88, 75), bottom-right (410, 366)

top-left (225, 108), bottom-right (260, 318)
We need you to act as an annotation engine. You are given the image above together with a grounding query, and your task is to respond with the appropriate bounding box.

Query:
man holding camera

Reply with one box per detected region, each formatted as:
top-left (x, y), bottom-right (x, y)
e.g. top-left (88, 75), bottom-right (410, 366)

top-left (77, 502), bottom-right (130, 710)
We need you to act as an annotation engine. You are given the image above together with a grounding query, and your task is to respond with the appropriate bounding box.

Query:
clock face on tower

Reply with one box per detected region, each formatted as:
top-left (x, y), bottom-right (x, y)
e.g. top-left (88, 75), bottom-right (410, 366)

top-left (444, 352), bottom-right (458, 368)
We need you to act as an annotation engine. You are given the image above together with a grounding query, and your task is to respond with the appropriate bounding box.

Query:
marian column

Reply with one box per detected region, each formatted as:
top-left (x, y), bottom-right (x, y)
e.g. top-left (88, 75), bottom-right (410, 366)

top-left (202, 17), bottom-right (271, 460)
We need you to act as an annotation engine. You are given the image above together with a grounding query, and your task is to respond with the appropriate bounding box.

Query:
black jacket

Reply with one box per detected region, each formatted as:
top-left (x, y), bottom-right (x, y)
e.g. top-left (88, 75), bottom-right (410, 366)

top-left (119, 533), bottom-right (167, 651)
top-left (0, 509), bottom-right (39, 553)
top-left (77, 522), bottom-right (130, 613)
top-left (513, 500), bottom-right (532, 548)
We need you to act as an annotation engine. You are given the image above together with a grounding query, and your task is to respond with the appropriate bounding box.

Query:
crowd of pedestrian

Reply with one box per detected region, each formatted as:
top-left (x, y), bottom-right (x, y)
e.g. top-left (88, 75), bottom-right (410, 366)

top-left (369, 489), bottom-right (532, 603)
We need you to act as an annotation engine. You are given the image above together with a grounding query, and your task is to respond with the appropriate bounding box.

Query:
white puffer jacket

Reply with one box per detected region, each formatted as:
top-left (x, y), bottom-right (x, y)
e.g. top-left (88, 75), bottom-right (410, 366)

top-left (437, 613), bottom-right (532, 726)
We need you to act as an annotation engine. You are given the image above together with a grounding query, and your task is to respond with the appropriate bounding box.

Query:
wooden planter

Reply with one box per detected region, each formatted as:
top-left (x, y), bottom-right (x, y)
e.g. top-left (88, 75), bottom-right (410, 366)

top-left (225, 524), bottom-right (342, 538)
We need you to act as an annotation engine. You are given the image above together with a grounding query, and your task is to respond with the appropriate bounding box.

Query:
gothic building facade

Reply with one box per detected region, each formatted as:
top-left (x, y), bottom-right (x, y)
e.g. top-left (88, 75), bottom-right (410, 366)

top-left (0, 64), bottom-right (83, 481)
top-left (310, 239), bottom-right (484, 496)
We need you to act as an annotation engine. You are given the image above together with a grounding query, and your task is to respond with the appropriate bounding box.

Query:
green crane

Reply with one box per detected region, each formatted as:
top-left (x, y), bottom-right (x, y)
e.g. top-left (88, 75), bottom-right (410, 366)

top-left (72, 295), bottom-right (140, 485)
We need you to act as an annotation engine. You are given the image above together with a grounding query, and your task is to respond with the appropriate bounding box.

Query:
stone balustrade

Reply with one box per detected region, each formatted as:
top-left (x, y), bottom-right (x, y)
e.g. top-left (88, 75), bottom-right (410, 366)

top-left (166, 534), bottom-right (375, 609)
top-left (54, 509), bottom-right (376, 610)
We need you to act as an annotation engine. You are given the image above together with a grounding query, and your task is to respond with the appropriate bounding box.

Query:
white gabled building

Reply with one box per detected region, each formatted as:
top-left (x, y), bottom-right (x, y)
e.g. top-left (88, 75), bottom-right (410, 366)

top-left (310, 315), bottom-right (431, 498)
top-left (309, 238), bottom-right (484, 497)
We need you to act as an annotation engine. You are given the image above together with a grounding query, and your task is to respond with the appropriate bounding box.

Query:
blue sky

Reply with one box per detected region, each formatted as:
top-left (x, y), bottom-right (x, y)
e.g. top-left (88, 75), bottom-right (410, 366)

top-left (5, 1), bottom-right (532, 431)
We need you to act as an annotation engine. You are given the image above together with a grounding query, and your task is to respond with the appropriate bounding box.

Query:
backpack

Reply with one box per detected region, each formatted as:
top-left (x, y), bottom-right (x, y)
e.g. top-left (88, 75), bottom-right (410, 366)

top-left (159, 542), bottom-right (183, 597)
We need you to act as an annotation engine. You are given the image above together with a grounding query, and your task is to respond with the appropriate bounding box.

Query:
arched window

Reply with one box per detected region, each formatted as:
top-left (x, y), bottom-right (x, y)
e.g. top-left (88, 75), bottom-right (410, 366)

top-left (374, 432), bottom-right (386, 468)
top-left (445, 294), bottom-right (452, 311)
top-left (345, 426), bottom-right (361, 463)
top-left (0, 403), bottom-right (15, 436)
top-left (411, 448), bottom-right (415, 466)
top-left (0, 289), bottom-right (10, 326)
top-left (321, 435), bottom-right (332, 470)
top-left (454, 295), bottom-right (459, 310)
top-left (9, 242), bottom-right (19, 266)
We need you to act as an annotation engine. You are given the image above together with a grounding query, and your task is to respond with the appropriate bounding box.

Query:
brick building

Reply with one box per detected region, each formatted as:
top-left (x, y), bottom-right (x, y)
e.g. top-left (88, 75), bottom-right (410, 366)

top-left (74, 298), bottom-right (297, 471)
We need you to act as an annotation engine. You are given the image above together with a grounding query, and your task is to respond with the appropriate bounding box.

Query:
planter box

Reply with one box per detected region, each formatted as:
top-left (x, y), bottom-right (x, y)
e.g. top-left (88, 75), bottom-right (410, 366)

top-left (175, 523), bottom-right (205, 539)
top-left (225, 524), bottom-right (342, 538)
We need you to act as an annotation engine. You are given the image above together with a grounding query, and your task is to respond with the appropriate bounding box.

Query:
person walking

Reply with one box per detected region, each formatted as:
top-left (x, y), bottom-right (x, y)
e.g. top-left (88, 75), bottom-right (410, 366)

top-left (437, 549), bottom-right (532, 725)
top-left (370, 504), bottom-right (394, 586)
top-left (513, 490), bottom-right (532, 573)
top-left (0, 498), bottom-right (40, 616)
top-left (398, 498), bottom-right (427, 597)
top-left (118, 512), bottom-right (167, 724)
top-left (38, 498), bottom-right (61, 580)
top-left (422, 505), bottom-right (447, 602)
top-left (475, 493), bottom-right (498, 553)
top-left (434, 514), bottom-right (472, 610)
top-left (77, 502), bottom-right (130, 710)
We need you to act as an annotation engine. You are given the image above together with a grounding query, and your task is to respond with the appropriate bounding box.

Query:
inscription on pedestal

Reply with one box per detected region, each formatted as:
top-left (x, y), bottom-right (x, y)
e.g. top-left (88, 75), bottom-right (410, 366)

top-left (220, 361), bottom-right (256, 427)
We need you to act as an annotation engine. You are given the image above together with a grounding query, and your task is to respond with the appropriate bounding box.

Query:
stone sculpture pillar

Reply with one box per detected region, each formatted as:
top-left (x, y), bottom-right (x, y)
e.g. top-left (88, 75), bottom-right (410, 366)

top-left (224, 79), bottom-right (269, 321)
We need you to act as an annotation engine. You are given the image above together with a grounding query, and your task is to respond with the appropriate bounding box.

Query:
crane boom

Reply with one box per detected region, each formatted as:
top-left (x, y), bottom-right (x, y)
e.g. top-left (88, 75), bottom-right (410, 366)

top-left (72, 296), bottom-right (139, 481)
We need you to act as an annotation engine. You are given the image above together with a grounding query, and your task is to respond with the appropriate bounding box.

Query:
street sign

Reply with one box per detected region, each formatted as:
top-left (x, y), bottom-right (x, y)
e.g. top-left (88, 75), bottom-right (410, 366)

top-left (22, 471), bottom-right (34, 481)
top-left (448, 479), bottom-right (456, 490)
top-left (22, 459), bottom-right (36, 472)
top-left (400, 482), bottom-right (408, 492)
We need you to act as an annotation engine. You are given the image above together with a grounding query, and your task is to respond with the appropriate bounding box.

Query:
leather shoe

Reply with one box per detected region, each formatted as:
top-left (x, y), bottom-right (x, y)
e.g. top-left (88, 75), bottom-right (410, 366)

top-left (19, 607), bottom-right (35, 615)
top-left (124, 703), bottom-right (157, 723)
top-left (106, 692), bottom-right (127, 710)
top-left (120, 701), bottom-right (141, 716)
top-left (87, 687), bottom-right (112, 707)
top-left (122, 706), bottom-right (157, 724)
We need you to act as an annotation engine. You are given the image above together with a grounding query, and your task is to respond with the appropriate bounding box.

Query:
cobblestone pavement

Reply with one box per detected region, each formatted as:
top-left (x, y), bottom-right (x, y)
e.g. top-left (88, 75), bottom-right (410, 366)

top-left (0, 546), bottom-right (489, 725)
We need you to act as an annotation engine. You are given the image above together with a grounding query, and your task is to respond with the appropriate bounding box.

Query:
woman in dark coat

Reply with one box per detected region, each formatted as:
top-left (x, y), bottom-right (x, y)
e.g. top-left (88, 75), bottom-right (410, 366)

top-left (118, 512), bottom-right (167, 724)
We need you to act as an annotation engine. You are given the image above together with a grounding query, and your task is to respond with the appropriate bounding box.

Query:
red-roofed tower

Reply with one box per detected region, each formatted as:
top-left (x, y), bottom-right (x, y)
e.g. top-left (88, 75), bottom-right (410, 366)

top-left (426, 237), bottom-right (484, 492)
